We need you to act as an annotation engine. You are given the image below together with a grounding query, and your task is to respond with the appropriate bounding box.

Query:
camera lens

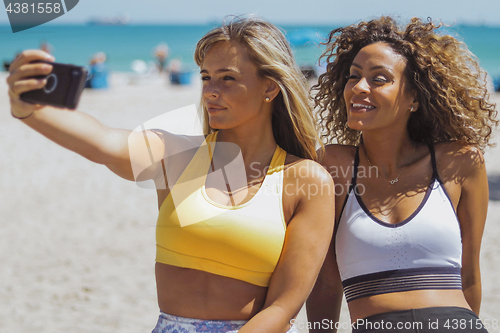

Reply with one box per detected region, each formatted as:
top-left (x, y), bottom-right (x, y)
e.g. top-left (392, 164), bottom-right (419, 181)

top-left (43, 74), bottom-right (58, 94)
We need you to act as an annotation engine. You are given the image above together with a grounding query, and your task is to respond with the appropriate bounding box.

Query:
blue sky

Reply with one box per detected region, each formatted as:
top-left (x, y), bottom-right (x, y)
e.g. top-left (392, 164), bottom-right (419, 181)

top-left (1, 0), bottom-right (500, 26)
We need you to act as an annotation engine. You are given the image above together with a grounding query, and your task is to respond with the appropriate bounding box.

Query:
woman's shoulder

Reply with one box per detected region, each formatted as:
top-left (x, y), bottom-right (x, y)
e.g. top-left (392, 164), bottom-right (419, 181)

top-left (283, 154), bottom-right (333, 185)
top-left (282, 155), bottom-right (334, 206)
top-left (321, 144), bottom-right (358, 168)
top-left (433, 141), bottom-right (484, 162)
top-left (433, 141), bottom-right (485, 179)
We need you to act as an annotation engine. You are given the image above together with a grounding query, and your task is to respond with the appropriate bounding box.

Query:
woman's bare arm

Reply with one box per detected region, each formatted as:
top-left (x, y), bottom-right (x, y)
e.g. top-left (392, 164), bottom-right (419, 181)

top-left (238, 160), bottom-right (335, 333)
top-left (7, 50), bottom-right (165, 181)
top-left (453, 144), bottom-right (488, 314)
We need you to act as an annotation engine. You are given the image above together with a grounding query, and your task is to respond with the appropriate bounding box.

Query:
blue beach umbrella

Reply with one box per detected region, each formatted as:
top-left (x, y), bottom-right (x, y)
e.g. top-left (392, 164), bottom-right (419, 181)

top-left (287, 28), bottom-right (323, 47)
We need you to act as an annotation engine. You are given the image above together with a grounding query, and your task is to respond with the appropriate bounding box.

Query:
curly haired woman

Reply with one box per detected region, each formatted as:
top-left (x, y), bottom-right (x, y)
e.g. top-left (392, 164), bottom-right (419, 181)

top-left (306, 16), bottom-right (497, 333)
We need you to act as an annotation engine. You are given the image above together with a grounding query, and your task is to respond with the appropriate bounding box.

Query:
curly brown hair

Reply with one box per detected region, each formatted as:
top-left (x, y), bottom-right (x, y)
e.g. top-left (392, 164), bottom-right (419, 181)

top-left (314, 16), bottom-right (498, 151)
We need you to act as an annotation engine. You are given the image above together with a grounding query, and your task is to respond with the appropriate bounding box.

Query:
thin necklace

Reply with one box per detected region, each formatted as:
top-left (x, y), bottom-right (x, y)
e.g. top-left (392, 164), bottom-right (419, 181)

top-left (364, 143), bottom-right (416, 185)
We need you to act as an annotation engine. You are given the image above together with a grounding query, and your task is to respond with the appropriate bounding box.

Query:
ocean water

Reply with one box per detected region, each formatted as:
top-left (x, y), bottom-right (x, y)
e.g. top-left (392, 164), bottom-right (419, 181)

top-left (1, 23), bottom-right (500, 78)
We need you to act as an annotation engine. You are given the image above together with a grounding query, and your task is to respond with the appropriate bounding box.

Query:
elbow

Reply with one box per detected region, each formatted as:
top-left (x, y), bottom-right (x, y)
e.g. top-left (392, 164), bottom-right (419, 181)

top-left (462, 268), bottom-right (481, 291)
top-left (80, 147), bottom-right (114, 165)
top-left (85, 132), bottom-right (130, 167)
top-left (314, 272), bottom-right (343, 297)
top-left (462, 277), bottom-right (479, 291)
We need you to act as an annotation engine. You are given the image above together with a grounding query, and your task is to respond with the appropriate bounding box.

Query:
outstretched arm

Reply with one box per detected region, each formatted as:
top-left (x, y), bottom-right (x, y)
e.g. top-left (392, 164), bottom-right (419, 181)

top-left (7, 50), bottom-right (165, 181)
top-left (238, 160), bottom-right (335, 333)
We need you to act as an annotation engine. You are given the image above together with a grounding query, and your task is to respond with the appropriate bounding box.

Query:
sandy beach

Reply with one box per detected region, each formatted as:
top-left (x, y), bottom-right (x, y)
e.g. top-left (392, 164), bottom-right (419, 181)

top-left (1, 72), bottom-right (499, 333)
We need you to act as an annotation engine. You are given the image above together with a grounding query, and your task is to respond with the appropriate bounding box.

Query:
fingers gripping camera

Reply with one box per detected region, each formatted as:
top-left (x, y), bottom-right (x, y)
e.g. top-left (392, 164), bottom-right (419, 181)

top-left (20, 61), bottom-right (87, 109)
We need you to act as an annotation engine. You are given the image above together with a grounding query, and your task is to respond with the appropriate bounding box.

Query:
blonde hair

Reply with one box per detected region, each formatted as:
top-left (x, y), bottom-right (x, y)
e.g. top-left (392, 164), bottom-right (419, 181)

top-left (195, 16), bottom-right (321, 160)
top-left (314, 16), bottom-right (498, 151)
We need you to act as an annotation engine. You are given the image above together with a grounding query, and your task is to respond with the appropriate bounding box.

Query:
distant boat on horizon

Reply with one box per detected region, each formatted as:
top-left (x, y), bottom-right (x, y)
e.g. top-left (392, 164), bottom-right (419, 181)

top-left (87, 14), bottom-right (130, 26)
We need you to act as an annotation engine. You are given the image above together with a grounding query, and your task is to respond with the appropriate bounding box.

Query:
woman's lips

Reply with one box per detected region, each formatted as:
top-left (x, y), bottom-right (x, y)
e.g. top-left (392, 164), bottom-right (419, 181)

top-left (350, 102), bottom-right (376, 112)
top-left (207, 105), bottom-right (226, 113)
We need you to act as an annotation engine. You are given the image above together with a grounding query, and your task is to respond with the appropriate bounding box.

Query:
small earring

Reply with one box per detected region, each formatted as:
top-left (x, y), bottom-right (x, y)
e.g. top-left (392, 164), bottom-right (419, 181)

top-left (265, 97), bottom-right (270, 102)
top-left (409, 107), bottom-right (414, 112)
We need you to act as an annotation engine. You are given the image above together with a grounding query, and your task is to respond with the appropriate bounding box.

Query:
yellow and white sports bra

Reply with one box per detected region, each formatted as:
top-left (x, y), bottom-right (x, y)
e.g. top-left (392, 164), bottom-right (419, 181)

top-left (156, 132), bottom-right (287, 287)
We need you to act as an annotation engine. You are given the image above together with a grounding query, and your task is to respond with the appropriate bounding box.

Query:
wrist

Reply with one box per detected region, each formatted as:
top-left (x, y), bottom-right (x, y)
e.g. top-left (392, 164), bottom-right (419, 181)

top-left (11, 109), bottom-right (34, 120)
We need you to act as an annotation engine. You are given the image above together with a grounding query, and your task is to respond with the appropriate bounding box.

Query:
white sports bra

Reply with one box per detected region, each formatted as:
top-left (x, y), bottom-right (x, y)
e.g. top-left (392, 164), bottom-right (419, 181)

top-left (335, 144), bottom-right (463, 302)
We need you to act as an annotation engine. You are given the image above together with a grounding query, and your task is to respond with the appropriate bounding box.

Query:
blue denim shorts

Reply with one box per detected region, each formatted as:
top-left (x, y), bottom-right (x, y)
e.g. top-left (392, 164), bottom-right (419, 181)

top-left (152, 311), bottom-right (299, 333)
top-left (352, 306), bottom-right (488, 333)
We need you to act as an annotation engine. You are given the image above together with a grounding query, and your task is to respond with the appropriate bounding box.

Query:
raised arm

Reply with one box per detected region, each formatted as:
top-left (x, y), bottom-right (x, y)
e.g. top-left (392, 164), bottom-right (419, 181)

top-left (7, 50), bottom-right (165, 181)
top-left (238, 160), bottom-right (335, 333)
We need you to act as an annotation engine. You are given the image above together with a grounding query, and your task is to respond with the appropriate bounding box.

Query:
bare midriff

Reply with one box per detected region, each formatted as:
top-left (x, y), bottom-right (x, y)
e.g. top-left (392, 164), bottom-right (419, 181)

top-left (348, 289), bottom-right (472, 322)
top-left (155, 262), bottom-right (267, 320)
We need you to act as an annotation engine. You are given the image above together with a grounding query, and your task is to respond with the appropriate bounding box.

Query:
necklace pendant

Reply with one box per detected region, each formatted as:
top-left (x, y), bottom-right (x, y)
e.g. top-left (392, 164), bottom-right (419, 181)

top-left (390, 178), bottom-right (398, 185)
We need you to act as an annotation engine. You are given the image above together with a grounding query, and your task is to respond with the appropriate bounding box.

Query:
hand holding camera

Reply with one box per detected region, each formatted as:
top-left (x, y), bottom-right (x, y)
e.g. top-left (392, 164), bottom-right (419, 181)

top-left (7, 50), bottom-right (87, 119)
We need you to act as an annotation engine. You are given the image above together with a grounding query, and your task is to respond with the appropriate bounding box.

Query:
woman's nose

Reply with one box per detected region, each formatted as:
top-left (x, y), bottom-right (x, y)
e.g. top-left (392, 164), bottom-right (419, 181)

top-left (352, 77), bottom-right (370, 94)
top-left (203, 81), bottom-right (219, 99)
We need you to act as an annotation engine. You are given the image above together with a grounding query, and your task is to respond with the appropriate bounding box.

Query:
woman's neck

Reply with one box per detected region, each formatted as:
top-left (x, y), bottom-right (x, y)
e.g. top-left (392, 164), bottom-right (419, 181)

top-left (361, 129), bottom-right (416, 176)
top-left (216, 124), bottom-right (277, 162)
top-left (212, 125), bottom-right (277, 185)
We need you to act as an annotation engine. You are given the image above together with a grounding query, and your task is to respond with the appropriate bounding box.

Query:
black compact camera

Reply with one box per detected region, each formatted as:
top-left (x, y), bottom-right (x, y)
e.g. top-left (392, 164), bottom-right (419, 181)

top-left (20, 61), bottom-right (88, 110)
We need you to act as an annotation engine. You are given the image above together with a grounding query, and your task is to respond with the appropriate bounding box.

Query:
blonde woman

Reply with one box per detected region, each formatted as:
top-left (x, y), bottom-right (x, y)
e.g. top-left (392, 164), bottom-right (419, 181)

top-left (307, 17), bottom-right (497, 332)
top-left (8, 17), bottom-right (334, 333)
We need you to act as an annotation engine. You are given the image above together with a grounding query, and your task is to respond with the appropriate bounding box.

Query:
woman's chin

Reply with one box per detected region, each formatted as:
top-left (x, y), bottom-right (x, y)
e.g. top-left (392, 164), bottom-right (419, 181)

top-left (347, 120), bottom-right (365, 131)
top-left (208, 119), bottom-right (224, 130)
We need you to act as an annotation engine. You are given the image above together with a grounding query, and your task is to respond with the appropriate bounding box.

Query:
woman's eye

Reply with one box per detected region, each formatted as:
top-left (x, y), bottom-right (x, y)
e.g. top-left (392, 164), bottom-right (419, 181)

top-left (373, 76), bottom-right (389, 83)
top-left (201, 76), bottom-right (210, 81)
top-left (347, 74), bottom-right (360, 80)
top-left (223, 76), bottom-right (235, 81)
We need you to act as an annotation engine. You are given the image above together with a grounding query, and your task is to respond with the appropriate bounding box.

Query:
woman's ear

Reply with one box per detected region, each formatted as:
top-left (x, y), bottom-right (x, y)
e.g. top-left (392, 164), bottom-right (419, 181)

top-left (408, 89), bottom-right (419, 112)
top-left (411, 98), bottom-right (419, 112)
top-left (264, 79), bottom-right (280, 102)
